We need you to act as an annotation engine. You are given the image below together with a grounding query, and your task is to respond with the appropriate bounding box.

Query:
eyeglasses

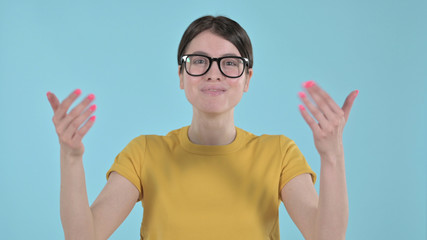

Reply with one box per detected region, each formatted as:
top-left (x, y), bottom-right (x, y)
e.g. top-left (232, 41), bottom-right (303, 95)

top-left (180, 54), bottom-right (249, 78)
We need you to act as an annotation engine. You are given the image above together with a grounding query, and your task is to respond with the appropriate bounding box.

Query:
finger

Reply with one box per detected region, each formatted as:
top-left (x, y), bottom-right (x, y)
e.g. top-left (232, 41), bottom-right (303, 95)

top-left (73, 115), bottom-right (96, 143)
top-left (342, 90), bottom-right (359, 122)
top-left (303, 81), bottom-right (340, 121)
top-left (304, 81), bottom-right (342, 114)
top-left (53, 89), bottom-right (82, 122)
top-left (47, 92), bottom-right (60, 113)
top-left (298, 91), bottom-right (329, 129)
top-left (57, 94), bottom-right (95, 136)
top-left (62, 104), bottom-right (97, 141)
top-left (298, 105), bottom-right (321, 135)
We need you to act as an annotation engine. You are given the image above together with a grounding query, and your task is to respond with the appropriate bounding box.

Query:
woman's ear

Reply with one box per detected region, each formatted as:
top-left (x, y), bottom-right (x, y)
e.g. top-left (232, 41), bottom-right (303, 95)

top-left (178, 66), bottom-right (184, 89)
top-left (243, 68), bottom-right (253, 92)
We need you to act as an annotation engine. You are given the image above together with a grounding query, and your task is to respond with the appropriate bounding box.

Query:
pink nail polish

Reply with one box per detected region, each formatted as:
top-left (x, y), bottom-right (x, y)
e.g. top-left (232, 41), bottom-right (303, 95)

top-left (87, 93), bottom-right (95, 100)
top-left (46, 91), bottom-right (51, 98)
top-left (299, 105), bottom-right (305, 111)
top-left (89, 116), bottom-right (96, 122)
top-left (74, 89), bottom-right (82, 95)
top-left (89, 104), bottom-right (97, 111)
top-left (303, 80), bottom-right (315, 88)
top-left (298, 92), bottom-right (306, 98)
top-left (355, 90), bottom-right (359, 96)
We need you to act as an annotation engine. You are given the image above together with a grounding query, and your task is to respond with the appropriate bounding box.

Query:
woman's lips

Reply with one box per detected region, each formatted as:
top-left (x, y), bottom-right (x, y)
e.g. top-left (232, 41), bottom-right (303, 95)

top-left (201, 86), bottom-right (227, 96)
top-left (201, 89), bottom-right (226, 96)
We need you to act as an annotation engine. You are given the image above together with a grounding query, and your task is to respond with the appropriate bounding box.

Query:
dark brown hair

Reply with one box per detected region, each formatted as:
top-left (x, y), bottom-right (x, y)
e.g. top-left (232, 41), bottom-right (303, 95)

top-left (177, 15), bottom-right (253, 72)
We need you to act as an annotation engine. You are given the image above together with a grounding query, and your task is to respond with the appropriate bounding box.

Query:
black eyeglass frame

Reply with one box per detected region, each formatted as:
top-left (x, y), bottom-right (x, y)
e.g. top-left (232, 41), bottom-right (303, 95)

top-left (180, 54), bottom-right (250, 78)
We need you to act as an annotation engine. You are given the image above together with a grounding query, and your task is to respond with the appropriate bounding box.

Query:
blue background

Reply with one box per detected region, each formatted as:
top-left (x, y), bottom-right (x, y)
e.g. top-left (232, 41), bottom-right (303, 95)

top-left (1, 0), bottom-right (426, 239)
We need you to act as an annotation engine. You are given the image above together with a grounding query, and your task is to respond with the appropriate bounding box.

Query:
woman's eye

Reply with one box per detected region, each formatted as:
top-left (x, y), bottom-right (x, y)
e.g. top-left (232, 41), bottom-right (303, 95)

top-left (224, 60), bottom-right (238, 66)
top-left (192, 58), bottom-right (207, 64)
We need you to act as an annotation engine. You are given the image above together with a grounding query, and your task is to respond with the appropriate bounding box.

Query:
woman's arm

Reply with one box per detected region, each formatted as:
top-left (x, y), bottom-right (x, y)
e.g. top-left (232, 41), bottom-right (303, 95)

top-left (282, 81), bottom-right (357, 240)
top-left (282, 159), bottom-right (348, 240)
top-left (60, 156), bottom-right (139, 240)
top-left (314, 153), bottom-right (348, 240)
top-left (59, 153), bottom-right (95, 239)
top-left (281, 156), bottom-right (349, 240)
top-left (48, 90), bottom-right (139, 240)
top-left (90, 172), bottom-right (140, 239)
top-left (281, 174), bottom-right (318, 240)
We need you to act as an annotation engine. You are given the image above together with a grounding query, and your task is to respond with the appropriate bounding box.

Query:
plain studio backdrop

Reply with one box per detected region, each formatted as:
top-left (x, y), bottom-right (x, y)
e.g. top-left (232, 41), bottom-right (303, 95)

top-left (0, 0), bottom-right (426, 239)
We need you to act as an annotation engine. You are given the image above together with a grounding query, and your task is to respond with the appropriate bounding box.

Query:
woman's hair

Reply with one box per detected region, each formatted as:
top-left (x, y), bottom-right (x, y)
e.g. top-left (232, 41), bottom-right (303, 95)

top-left (177, 15), bottom-right (253, 72)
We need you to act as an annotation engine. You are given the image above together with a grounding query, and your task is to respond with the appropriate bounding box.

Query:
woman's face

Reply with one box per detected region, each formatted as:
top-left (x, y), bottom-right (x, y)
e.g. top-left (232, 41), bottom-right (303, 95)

top-left (179, 30), bottom-right (253, 115)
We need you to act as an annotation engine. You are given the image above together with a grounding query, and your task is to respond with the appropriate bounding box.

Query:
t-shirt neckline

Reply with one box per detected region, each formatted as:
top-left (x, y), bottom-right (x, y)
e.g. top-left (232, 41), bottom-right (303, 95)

top-left (179, 125), bottom-right (245, 155)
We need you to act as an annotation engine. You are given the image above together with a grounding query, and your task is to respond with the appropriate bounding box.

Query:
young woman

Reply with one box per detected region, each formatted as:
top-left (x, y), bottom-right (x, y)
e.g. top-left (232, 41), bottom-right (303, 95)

top-left (47, 15), bottom-right (358, 240)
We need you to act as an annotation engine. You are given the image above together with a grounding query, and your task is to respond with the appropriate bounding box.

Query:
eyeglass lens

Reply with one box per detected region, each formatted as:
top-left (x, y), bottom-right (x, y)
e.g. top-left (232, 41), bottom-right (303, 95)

top-left (185, 55), bottom-right (245, 78)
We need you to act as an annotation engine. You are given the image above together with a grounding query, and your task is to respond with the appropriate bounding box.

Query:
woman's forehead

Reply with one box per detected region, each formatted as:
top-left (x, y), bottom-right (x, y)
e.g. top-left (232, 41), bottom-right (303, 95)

top-left (185, 31), bottom-right (240, 57)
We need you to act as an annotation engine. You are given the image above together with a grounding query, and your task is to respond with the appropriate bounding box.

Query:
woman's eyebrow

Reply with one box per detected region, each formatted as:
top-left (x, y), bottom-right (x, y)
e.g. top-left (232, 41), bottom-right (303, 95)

top-left (221, 53), bottom-right (240, 57)
top-left (191, 51), bottom-right (209, 55)
top-left (189, 51), bottom-right (240, 57)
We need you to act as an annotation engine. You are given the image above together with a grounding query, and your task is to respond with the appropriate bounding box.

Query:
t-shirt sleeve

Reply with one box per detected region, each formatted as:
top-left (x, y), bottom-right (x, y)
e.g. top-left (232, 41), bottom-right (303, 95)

top-left (106, 135), bottom-right (146, 202)
top-left (279, 135), bottom-right (317, 194)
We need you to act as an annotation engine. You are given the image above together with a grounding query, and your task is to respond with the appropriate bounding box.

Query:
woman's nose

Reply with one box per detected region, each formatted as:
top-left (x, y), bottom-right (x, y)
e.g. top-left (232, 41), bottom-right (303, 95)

top-left (206, 61), bottom-right (222, 80)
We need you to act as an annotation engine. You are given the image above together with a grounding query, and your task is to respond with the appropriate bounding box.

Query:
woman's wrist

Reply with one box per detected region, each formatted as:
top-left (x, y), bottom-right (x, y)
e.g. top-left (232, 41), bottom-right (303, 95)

top-left (60, 147), bottom-right (84, 165)
top-left (319, 151), bottom-right (345, 166)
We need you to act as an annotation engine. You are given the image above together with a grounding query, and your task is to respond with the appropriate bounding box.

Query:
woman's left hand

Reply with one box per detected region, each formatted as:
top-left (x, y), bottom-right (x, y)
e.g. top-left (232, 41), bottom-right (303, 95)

top-left (298, 80), bottom-right (358, 161)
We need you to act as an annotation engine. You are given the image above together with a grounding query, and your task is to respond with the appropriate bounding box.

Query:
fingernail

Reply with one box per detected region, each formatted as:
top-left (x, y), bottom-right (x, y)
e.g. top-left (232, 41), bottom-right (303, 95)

top-left (74, 89), bottom-right (82, 95)
top-left (46, 91), bottom-right (51, 98)
top-left (299, 105), bottom-right (305, 111)
top-left (298, 92), bottom-right (306, 98)
top-left (355, 90), bottom-right (359, 96)
top-left (87, 93), bottom-right (95, 100)
top-left (89, 104), bottom-right (97, 112)
top-left (303, 80), bottom-right (315, 88)
top-left (89, 116), bottom-right (96, 122)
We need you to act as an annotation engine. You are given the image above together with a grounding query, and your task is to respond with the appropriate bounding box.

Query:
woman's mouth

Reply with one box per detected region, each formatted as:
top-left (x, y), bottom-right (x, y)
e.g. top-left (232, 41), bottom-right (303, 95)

top-left (201, 86), bottom-right (227, 96)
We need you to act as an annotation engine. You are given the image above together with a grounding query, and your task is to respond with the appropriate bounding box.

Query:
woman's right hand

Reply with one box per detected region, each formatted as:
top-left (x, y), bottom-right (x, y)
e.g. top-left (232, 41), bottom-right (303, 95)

top-left (47, 89), bottom-right (97, 158)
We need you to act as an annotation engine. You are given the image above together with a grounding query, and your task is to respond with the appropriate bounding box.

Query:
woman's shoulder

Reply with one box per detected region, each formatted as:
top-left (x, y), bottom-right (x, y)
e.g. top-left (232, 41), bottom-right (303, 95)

top-left (126, 126), bottom-right (187, 141)
top-left (128, 126), bottom-right (188, 147)
top-left (238, 127), bottom-right (294, 144)
top-left (120, 128), bottom-right (184, 154)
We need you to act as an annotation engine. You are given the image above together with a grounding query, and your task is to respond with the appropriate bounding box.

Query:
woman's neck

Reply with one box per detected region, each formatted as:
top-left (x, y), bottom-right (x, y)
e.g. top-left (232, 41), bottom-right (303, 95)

top-left (188, 109), bottom-right (236, 145)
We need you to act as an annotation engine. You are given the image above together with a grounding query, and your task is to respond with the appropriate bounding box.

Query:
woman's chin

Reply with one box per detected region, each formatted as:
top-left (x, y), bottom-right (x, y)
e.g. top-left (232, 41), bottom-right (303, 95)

top-left (194, 105), bottom-right (233, 116)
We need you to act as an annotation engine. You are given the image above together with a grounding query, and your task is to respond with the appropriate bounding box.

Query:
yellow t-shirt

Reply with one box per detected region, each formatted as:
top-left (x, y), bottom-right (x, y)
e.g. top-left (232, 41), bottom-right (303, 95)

top-left (106, 126), bottom-right (316, 240)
